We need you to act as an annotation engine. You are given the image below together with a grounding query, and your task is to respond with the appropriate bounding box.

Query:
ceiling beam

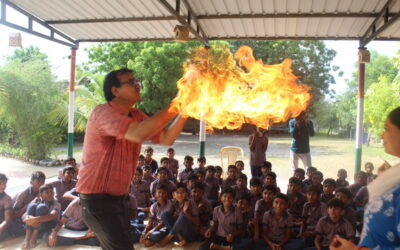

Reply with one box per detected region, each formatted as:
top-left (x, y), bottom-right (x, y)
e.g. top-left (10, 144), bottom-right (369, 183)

top-left (47, 16), bottom-right (176, 24)
top-left (360, 0), bottom-right (400, 47)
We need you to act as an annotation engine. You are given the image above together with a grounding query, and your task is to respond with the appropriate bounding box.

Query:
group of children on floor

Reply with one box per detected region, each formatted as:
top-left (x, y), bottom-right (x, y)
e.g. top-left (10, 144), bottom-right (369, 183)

top-left (0, 146), bottom-right (387, 249)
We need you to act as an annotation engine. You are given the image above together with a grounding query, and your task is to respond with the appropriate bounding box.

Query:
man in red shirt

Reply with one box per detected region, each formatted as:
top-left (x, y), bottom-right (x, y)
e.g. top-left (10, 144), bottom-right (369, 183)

top-left (76, 68), bottom-right (187, 250)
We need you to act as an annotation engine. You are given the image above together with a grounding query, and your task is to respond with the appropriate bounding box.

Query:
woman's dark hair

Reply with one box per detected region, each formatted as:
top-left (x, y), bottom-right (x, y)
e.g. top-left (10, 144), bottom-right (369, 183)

top-left (103, 68), bottom-right (133, 102)
top-left (388, 107), bottom-right (400, 129)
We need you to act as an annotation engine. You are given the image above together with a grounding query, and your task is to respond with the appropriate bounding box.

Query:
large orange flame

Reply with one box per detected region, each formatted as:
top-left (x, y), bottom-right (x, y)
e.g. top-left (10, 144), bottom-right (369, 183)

top-left (171, 44), bottom-right (311, 130)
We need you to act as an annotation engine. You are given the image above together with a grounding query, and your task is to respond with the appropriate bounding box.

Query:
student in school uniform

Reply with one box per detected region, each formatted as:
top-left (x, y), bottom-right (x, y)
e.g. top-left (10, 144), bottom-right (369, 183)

top-left (260, 161), bottom-right (272, 181)
top-left (249, 178), bottom-right (263, 211)
top-left (263, 172), bottom-right (281, 193)
top-left (130, 168), bottom-right (151, 215)
top-left (195, 156), bottom-right (207, 171)
top-left (10, 171), bottom-right (46, 237)
top-left (235, 160), bottom-right (248, 183)
top-left (334, 188), bottom-right (357, 231)
top-left (150, 167), bottom-right (176, 199)
top-left (293, 168), bottom-right (307, 194)
top-left (178, 155), bottom-right (195, 184)
top-left (200, 188), bottom-right (243, 250)
top-left (0, 173), bottom-right (12, 242)
top-left (49, 166), bottom-right (77, 211)
top-left (232, 175), bottom-right (251, 202)
top-left (142, 165), bottom-right (155, 189)
top-left (205, 165), bottom-right (220, 207)
top-left (320, 178), bottom-right (336, 204)
top-left (287, 177), bottom-right (307, 228)
top-left (166, 148), bottom-right (179, 180)
top-left (190, 182), bottom-right (212, 238)
top-left (222, 165), bottom-right (238, 190)
top-left (303, 167), bottom-right (317, 189)
top-left (348, 171), bottom-right (367, 198)
top-left (215, 166), bottom-right (223, 189)
top-left (160, 157), bottom-right (175, 181)
top-left (144, 146), bottom-right (158, 174)
top-left (336, 169), bottom-right (349, 189)
top-left (254, 185), bottom-right (277, 241)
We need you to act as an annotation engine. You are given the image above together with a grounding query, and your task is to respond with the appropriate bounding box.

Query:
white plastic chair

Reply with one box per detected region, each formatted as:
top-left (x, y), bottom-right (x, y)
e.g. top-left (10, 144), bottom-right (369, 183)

top-left (220, 146), bottom-right (244, 173)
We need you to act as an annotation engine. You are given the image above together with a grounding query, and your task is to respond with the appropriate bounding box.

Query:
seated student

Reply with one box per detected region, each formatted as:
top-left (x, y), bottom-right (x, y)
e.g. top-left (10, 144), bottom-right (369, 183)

top-left (205, 165), bottom-right (220, 205)
top-left (0, 173), bottom-right (12, 242)
top-left (178, 155), bottom-right (195, 184)
top-left (260, 161), bottom-right (272, 181)
top-left (287, 177), bottom-right (307, 227)
top-left (140, 184), bottom-right (173, 247)
top-left (142, 165), bottom-right (155, 189)
top-left (222, 165), bottom-right (238, 190)
top-left (254, 185), bottom-right (277, 241)
top-left (144, 146), bottom-right (158, 174)
top-left (137, 154), bottom-right (146, 169)
top-left (348, 171), bottom-right (367, 198)
top-left (128, 193), bottom-right (144, 243)
top-left (10, 171), bottom-right (46, 237)
top-left (195, 156), bottom-right (207, 171)
top-left (310, 198), bottom-right (355, 250)
top-left (50, 166), bottom-right (77, 211)
top-left (293, 168), bottom-right (307, 193)
top-left (150, 167), bottom-right (176, 199)
top-left (311, 171), bottom-right (324, 192)
top-left (167, 148), bottom-right (179, 180)
top-left (190, 182), bottom-right (212, 238)
top-left (215, 165), bottom-right (223, 189)
top-left (235, 160), bottom-right (248, 183)
top-left (195, 169), bottom-right (211, 199)
top-left (256, 193), bottom-right (303, 250)
top-left (236, 194), bottom-right (254, 249)
top-left (130, 168), bottom-right (151, 214)
top-left (364, 162), bottom-right (377, 184)
top-left (200, 188), bottom-right (243, 250)
top-left (232, 175), bottom-right (251, 202)
top-left (303, 166), bottom-right (317, 189)
top-left (299, 186), bottom-right (327, 247)
top-left (186, 174), bottom-right (199, 194)
top-left (336, 169), bottom-right (349, 189)
top-left (334, 187), bottom-right (357, 230)
top-left (45, 198), bottom-right (99, 247)
top-left (160, 157), bottom-right (174, 181)
top-left (249, 178), bottom-right (263, 211)
top-left (62, 188), bottom-right (79, 202)
top-left (58, 157), bottom-right (79, 180)
top-left (21, 184), bottom-right (60, 249)
top-left (320, 178), bottom-right (336, 204)
top-left (263, 172), bottom-right (281, 193)
top-left (158, 183), bottom-right (200, 246)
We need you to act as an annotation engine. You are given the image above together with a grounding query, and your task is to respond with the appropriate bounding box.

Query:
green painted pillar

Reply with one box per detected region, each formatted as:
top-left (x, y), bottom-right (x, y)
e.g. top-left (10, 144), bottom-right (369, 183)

top-left (67, 48), bottom-right (77, 157)
top-left (199, 118), bottom-right (206, 157)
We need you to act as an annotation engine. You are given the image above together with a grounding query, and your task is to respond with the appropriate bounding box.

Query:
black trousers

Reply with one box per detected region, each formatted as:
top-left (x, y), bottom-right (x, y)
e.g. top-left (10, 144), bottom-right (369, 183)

top-left (80, 193), bottom-right (134, 250)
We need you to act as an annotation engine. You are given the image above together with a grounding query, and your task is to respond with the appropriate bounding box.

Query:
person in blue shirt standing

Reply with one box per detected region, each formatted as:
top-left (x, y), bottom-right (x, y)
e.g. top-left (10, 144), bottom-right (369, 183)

top-left (289, 112), bottom-right (314, 171)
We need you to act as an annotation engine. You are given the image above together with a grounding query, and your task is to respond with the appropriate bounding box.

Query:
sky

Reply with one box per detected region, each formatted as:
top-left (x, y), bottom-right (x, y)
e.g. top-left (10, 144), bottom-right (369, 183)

top-left (1, 24), bottom-right (399, 97)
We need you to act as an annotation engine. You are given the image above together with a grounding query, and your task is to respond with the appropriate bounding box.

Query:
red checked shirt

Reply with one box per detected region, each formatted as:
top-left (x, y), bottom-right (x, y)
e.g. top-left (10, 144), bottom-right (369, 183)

top-left (76, 102), bottom-right (161, 196)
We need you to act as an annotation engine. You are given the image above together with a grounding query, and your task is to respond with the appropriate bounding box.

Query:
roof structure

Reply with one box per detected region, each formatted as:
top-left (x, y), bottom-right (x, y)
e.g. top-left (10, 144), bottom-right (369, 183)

top-left (1, 0), bottom-right (400, 48)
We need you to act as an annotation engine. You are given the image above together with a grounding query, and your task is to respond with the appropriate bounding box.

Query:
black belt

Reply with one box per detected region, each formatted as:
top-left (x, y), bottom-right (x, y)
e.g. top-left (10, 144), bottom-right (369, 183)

top-left (79, 193), bottom-right (127, 200)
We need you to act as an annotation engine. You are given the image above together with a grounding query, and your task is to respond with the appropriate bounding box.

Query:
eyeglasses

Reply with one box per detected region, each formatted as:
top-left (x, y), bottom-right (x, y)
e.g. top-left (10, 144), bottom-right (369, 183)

top-left (120, 78), bottom-right (142, 88)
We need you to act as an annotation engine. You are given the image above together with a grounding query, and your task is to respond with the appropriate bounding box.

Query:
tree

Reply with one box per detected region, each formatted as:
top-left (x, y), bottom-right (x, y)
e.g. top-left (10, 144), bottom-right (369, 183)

top-left (7, 46), bottom-right (48, 63)
top-left (313, 98), bottom-right (339, 135)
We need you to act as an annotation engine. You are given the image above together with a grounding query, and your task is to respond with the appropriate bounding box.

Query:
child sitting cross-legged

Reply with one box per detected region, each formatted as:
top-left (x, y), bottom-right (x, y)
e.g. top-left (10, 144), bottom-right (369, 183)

top-left (21, 184), bottom-right (60, 249)
top-left (200, 187), bottom-right (243, 250)
top-left (150, 167), bottom-right (176, 200)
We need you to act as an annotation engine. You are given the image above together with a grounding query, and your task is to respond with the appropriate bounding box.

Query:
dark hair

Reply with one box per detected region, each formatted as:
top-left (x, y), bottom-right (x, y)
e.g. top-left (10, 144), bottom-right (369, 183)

top-left (327, 198), bottom-right (345, 209)
top-left (263, 184), bottom-right (278, 194)
top-left (144, 146), bottom-right (153, 153)
top-left (167, 148), bottom-right (175, 153)
top-left (355, 171), bottom-right (367, 178)
top-left (138, 154), bottom-right (145, 160)
top-left (312, 171), bottom-right (324, 179)
top-left (215, 166), bottom-right (223, 172)
top-left (227, 165), bottom-right (237, 171)
top-left (64, 157), bottom-right (76, 164)
top-left (135, 168), bottom-right (143, 175)
top-left (323, 178), bottom-right (336, 188)
top-left (31, 171), bottom-right (46, 182)
top-left (156, 167), bottom-right (168, 174)
top-left (103, 68), bottom-right (133, 102)
top-left (0, 173), bottom-right (8, 183)
top-left (235, 160), bottom-right (244, 166)
top-left (289, 177), bottom-right (302, 185)
top-left (195, 169), bottom-right (206, 177)
top-left (237, 174), bottom-right (247, 182)
top-left (174, 182), bottom-right (188, 193)
top-left (364, 162), bottom-right (374, 170)
top-left (294, 168), bottom-right (305, 176)
top-left (197, 156), bottom-right (206, 162)
top-left (39, 184), bottom-right (53, 194)
top-left (335, 187), bottom-right (353, 199)
top-left (190, 181), bottom-right (205, 191)
top-left (237, 193), bottom-right (251, 203)
top-left (262, 161), bottom-right (272, 169)
top-left (306, 185), bottom-right (322, 195)
top-left (274, 193), bottom-right (288, 203)
top-left (250, 178), bottom-right (262, 187)
top-left (206, 165), bottom-right (216, 173)
top-left (388, 106), bottom-right (400, 129)
top-left (266, 171), bottom-right (277, 179)
top-left (184, 155), bottom-right (194, 162)
top-left (156, 183), bottom-right (169, 192)
top-left (338, 169), bottom-right (347, 176)
top-left (142, 165), bottom-right (151, 170)
top-left (307, 166), bottom-right (317, 173)
top-left (62, 166), bottom-right (76, 175)
top-left (160, 157), bottom-right (169, 164)
top-left (221, 187), bottom-right (235, 197)
top-left (187, 173), bottom-right (198, 181)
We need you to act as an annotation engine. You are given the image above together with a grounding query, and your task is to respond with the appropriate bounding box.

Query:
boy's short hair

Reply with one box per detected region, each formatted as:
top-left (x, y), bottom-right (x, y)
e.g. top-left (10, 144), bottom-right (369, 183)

top-left (65, 157), bottom-right (76, 164)
top-left (175, 182), bottom-right (188, 193)
top-left (364, 162), bottom-right (374, 170)
top-left (62, 166), bottom-right (76, 175)
top-left (307, 166), bottom-right (317, 173)
top-left (156, 183), bottom-right (169, 192)
top-left (135, 168), bottom-right (143, 174)
top-left (327, 198), bottom-right (345, 210)
top-left (237, 193), bottom-right (251, 203)
top-left (227, 165), bottom-right (237, 171)
top-left (237, 174), bottom-right (247, 182)
top-left (39, 184), bottom-right (53, 194)
top-left (250, 178), bottom-right (262, 187)
top-left (266, 172), bottom-right (277, 179)
top-left (323, 178), bottom-right (336, 187)
top-left (335, 187), bottom-right (353, 199)
top-left (215, 166), bottom-right (223, 172)
top-left (187, 173), bottom-right (198, 181)
top-left (205, 165), bottom-right (216, 173)
top-left (263, 184), bottom-right (278, 194)
top-left (273, 193), bottom-right (288, 204)
top-left (195, 169), bottom-right (206, 177)
top-left (103, 68), bottom-right (133, 102)
top-left (156, 167), bottom-right (168, 174)
top-left (0, 173), bottom-right (8, 183)
top-left (184, 155), bottom-right (194, 162)
top-left (294, 168), bottom-right (305, 176)
top-left (160, 157), bottom-right (169, 164)
top-left (190, 181), bottom-right (205, 191)
top-left (312, 171), bottom-right (324, 179)
top-left (221, 187), bottom-right (235, 197)
top-left (138, 154), bottom-right (145, 160)
top-left (338, 169), bottom-right (347, 176)
top-left (31, 171), bottom-right (46, 182)
top-left (235, 160), bottom-right (244, 166)
top-left (306, 185), bottom-right (322, 195)
top-left (262, 161), bottom-right (272, 169)
top-left (144, 146), bottom-right (153, 152)
top-left (288, 177), bottom-right (302, 186)
top-left (197, 156), bottom-right (206, 162)
top-left (142, 165), bottom-right (151, 170)
top-left (167, 148), bottom-right (175, 153)
top-left (355, 171), bottom-right (367, 178)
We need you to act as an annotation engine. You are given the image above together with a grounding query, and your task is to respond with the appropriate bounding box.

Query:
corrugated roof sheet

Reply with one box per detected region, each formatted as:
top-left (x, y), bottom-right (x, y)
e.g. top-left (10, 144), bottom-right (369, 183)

top-left (6, 0), bottom-right (400, 46)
